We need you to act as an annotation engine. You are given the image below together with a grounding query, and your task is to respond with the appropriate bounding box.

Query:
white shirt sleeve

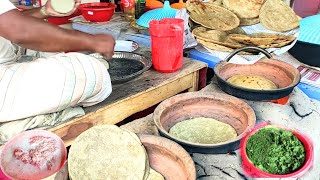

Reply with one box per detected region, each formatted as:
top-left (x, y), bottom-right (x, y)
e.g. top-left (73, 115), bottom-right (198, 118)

top-left (0, 0), bottom-right (17, 15)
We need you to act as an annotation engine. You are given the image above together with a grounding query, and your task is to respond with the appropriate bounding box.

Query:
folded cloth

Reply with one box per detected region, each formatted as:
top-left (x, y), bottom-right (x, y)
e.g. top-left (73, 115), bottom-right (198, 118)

top-left (0, 106), bottom-right (84, 145)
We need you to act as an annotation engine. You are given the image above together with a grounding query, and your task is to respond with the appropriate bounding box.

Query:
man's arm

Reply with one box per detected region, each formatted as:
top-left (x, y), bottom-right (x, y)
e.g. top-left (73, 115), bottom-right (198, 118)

top-left (20, 7), bottom-right (49, 19)
top-left (0, 9), bottom-right (114, 58)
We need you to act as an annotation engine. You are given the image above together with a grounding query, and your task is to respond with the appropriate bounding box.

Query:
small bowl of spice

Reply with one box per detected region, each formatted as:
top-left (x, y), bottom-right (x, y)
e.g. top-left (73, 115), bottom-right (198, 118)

top-left (240, 123), bottom-right (314, 178)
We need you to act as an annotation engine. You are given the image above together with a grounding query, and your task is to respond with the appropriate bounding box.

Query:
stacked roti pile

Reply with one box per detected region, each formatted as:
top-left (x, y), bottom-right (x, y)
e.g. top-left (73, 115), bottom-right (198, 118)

top-left (68, 125), bottom-right (164, 180)
top-left (186, 0), bottom-right (299, 54)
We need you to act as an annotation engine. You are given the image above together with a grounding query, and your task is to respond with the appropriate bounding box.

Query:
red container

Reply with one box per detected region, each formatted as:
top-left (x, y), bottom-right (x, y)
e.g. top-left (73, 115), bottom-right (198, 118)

top-left (149, 18), bottom-right (184, 73)
top-left (79, 2), bottom-right (116, 22)
top-left (240, 123), bottom-right (314, 178)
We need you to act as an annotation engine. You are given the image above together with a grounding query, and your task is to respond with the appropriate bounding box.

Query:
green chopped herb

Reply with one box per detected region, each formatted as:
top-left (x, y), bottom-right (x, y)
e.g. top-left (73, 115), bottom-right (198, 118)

top-left (246, 127), bottom-right (305, 174)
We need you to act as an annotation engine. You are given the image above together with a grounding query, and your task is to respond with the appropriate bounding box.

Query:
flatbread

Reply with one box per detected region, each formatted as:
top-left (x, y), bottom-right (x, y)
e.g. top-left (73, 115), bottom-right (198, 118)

top-left (198, 39), bottom-right (252, 55)
top-left (240, 17), bottom-right (260, 26)
top-left (198, 39), bottom-right (234, 52)
top-left (169, 117), bottom-right (237, 144)
top-left (188, 1), bottom-right (240, 31)
top-left (258, 40), bottom-right (294, 48)
top-left (121, 128), bottom-right (150, 180)
top-left (51, 0), bottom-right (75, 14)
top-left (147, 168), bottom-right (165, 180)
top-left (68, 125), bottom-right (148, 180)
top-left (225, 27), bottom-right (246, 34)
top-left (259, 0), bottom-right (299, 32)
top-left (192, 27), bottom-right (244, 48)
top-left (228, 33), bottom-right (296, 46)
top-left (227, 75), bottom-right (278, 90)
top-left (222, 0), bottom-right (264, 18)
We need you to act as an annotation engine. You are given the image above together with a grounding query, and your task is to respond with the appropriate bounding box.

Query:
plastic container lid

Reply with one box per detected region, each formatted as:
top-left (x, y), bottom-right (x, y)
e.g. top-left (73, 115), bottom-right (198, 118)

top-left (298, 14), bottom-right (320, 45)
top-left (51, 0), bottom-right (75, 14)
top-left (136, 1), bottom-right (177, 28)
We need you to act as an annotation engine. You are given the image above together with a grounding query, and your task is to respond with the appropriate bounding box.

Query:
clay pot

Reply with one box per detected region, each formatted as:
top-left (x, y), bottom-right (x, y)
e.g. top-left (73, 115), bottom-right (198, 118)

top-left (139, 134), bottom-right (196, 180)
top-left (214, 46), bottom-right (301, 101)
top-left (153, 92), bottom-right (256, 154)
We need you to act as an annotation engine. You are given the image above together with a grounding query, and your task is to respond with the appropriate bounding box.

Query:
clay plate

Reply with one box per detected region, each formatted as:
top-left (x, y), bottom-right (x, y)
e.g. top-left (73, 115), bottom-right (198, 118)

top-left (153, 92), bottom-right (256, 154)
top-left (139, 134), bottom-right (196, 180)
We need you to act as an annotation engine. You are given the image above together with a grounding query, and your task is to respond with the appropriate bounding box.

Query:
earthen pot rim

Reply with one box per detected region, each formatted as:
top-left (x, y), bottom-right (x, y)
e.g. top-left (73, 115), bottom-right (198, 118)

top-left (213, 59), bottom-right (301, 92)
top-left (138, 134), bottom-right (196, 180)
top-left (153, 91), bottom-right (256, 148)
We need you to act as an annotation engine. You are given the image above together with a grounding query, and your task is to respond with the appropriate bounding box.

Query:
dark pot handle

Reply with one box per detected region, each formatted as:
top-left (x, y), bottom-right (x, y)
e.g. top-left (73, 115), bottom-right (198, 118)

top-left (224, 46), bottom-right (273, 62)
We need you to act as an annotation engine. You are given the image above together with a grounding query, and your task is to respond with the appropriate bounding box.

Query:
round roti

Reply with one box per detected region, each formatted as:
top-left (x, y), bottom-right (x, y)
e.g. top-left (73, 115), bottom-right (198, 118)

top-left (51, 0), bottom-right (75, 14)
top-left (198, 39), bottom-right (252, 54)
top-left (240, 17), bottom-right (260, 26)
top-left (227, 75), bottom-right (278, 90)
top-left (68, 125), bottom-right (148, 180)
top-left (169, 117), bottom-right (237, 144)
top-left (222, 0), bottom-right (264, 18)
top-left (188, 2), bottom-right (240, 31)
top-left (193, 27), bottom-right (244, 48)
top-left (228, 33), bottom-right (296, 46)
top-left (259, 0), bottom-right (299, 32)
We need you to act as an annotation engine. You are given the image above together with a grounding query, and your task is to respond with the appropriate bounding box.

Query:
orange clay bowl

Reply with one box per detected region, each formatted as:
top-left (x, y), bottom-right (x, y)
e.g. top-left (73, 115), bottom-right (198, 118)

top-left (153, 91), bottom-right (256, 154)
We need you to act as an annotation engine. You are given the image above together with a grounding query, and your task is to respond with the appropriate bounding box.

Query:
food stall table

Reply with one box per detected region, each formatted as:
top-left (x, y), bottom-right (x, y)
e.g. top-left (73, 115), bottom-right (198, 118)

top-left (119, 81), bottom-right (320, 180)
top-left (47, 50), bottom-right (207, 146)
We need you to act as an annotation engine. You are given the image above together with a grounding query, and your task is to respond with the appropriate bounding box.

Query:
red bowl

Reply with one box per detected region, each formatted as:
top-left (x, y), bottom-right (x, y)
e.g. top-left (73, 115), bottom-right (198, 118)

top-left (240, 123), bottom-right (314, 178)
top-left (79, 2), bottom-right (116, 22)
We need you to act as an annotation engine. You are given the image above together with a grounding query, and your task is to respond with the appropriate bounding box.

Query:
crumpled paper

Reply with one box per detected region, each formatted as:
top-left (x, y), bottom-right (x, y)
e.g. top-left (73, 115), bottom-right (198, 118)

top-left (195, 23), bottom-right (300, 64)
top-left (176, 8), bottom-right (198, 49)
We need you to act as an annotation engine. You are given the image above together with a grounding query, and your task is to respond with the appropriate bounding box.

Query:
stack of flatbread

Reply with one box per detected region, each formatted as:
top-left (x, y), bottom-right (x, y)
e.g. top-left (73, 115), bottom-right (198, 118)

top-left (186, 0), bottom-right (299, 53)
top-left (68, 125), bottom-right (164, 180)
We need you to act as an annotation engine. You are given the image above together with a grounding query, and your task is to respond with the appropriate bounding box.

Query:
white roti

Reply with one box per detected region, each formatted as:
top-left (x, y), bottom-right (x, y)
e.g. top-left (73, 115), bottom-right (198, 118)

top-left (51, 0), bottom-right (75, 14)
top-left (68, 125), bottom-right (148, 180)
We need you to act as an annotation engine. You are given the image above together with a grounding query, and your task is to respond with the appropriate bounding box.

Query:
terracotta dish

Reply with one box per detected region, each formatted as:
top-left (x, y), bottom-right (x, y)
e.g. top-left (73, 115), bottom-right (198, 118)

top-left (153, 92), bottom-right (256, 154)
top-left (139, 134), bottom-right (196, 180)
top-left (214, 46), bottom-right (301, 101)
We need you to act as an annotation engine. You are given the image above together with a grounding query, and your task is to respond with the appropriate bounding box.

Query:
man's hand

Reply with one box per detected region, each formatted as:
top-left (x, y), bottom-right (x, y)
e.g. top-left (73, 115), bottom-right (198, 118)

top-left (91, 34), bottom-right (116, 60)
top-left (45, 0), bottom-right (81, 17)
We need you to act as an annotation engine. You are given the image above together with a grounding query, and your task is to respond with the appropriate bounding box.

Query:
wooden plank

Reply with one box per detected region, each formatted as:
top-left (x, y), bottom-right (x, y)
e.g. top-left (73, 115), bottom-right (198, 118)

top-left (188, 71), bottom-right (199, 92)
top-left (48, 59), bottom-right (207, 146)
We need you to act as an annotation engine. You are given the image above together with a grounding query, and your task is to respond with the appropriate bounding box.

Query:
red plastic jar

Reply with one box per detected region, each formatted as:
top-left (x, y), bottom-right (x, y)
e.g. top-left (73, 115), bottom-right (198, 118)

top-left (240, 123), bottom-right (314, 178)
top-left (79, 2), bottom-right (116, 22)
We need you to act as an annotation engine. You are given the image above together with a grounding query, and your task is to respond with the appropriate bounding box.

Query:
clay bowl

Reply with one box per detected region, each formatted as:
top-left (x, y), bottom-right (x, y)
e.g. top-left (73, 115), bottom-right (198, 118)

top-left (153, 92), bottom-right (256, 154)
top-left (139, 134), bottom-right (196, 180)
top-left (214, 47), bottom-right (301, 101)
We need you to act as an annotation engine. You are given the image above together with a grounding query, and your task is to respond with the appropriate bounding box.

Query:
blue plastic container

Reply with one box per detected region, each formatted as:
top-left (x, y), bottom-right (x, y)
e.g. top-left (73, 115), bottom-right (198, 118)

top-left (136, 1), bottom-right (177, 28)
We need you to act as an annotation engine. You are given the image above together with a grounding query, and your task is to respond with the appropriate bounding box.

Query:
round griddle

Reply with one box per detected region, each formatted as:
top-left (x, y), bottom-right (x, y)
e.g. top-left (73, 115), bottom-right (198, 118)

top-left (109, 52), bottom-right (152, 84)
top-left (214, 46), bottom-right (301, 101)
top-left (90, 52), bottom-right (152, 84)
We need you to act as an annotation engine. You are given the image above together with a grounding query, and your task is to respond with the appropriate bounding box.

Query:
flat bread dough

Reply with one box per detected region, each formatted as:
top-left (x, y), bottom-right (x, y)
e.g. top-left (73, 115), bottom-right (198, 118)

top-left (169, 117), bottom-right (237, 144)
top-left (51, 0), bottom-right (75, 14)
top-left (227, 75), bottom-right (278, 90)
top-left (68, 125), bottom-right (148, 180)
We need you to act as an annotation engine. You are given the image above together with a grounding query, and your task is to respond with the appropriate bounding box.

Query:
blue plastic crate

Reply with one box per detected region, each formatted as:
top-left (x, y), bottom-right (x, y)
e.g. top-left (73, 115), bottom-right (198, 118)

top-left (189, 49), bottom-right (320, 101)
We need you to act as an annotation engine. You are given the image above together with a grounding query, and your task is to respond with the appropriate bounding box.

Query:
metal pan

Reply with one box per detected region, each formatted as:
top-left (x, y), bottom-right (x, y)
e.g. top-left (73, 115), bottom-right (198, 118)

top-left (213, 46), bottom-right (301, 101)
top-left (108, 52), bottom-right (152, 84)
top-left (90, 52), bottom-right (152, 84)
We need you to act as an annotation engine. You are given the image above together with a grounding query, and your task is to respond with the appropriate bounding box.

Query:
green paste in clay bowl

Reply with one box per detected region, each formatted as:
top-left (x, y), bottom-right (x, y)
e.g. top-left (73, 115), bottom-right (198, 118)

top-left (246, 127), bottom-right (306, 175)
top-left (169, 117), bottom-right (237, 144)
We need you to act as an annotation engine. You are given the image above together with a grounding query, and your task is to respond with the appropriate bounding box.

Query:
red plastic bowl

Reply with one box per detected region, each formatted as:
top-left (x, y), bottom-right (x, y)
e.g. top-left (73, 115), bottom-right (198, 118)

top-left (240, 123), bottom-right (314, 178)
top-left (79, 2), bottom-right (116, 22)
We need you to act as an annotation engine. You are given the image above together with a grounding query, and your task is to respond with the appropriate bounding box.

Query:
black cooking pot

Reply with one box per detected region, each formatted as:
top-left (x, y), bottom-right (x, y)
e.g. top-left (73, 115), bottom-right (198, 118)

top-left (214, 46), bottom-right (301, 101)
top-left (289, 41), bottom-right (320, 68)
